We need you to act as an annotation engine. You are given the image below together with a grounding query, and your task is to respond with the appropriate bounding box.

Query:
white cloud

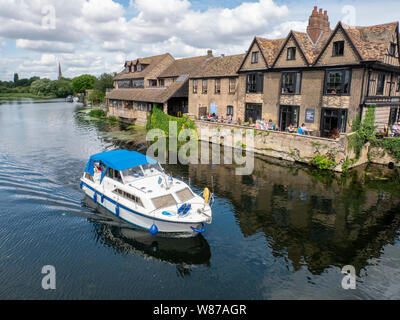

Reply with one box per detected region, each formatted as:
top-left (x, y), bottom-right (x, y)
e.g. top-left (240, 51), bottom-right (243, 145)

top-left (16, 39), bottom-right (75, 53)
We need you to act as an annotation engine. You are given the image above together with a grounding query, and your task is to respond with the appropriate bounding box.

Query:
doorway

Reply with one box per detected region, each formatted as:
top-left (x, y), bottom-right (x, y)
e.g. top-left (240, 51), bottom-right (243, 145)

top-left (245, 103), bottom-right (262, 123)
top-left (320, 108), bottom-right (348, 138)
top-left (279, 105), bottom-right (299, 131)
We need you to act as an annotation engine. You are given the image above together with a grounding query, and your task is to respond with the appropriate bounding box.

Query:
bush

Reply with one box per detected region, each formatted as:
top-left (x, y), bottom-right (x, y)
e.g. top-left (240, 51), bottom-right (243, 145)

top-left (310, 153), bottom-right (337, 171)
top-left (89, 109), bottom-right (107, 118)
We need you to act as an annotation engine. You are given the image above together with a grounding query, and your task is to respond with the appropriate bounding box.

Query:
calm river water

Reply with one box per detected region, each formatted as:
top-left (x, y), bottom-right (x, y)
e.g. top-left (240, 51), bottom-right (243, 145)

top-left (1, 98), bottom-right (400, 299)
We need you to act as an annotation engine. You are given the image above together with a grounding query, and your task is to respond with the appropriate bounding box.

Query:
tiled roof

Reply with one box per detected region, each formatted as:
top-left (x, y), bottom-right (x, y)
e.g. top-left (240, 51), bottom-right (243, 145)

top-left (159, 56), bottom-right (208, 78)
top-left (191, 54), bottom-right (245, 78)
top-left (115, 53), bottom-right (173, 80)
top-left (291, 30), bottom-right (331, 65)
top-left (343, 22), bottom-right (399, 62)
top-left (256, 37), bottom-right (286, 66)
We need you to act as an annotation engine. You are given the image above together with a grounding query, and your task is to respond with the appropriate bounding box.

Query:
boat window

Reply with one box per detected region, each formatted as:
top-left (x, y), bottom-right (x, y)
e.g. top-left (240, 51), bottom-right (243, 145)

top-left (141, 163), bottom-right (163, 176)
top-left (121, 166), bottom-right (144, 182)
top-left (152, 194), bottom-right (176, 210)
top-left (176, 188), bottom-right (194, 202)
top-left (114, 189), bottom-right (144, 207)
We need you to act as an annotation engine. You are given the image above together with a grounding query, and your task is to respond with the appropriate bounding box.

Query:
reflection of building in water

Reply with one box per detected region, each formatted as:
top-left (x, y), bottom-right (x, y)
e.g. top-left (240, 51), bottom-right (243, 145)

top-left (83, 198), bottom-right (211, 277)
top-left (187, 158), bottom-right (400, 275)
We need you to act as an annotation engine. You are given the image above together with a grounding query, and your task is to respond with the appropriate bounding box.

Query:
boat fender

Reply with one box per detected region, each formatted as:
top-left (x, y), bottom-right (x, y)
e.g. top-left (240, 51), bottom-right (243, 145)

top-left (150, 224), bottom-right (158, 235)
top-left (93, 193), bottom-right (97, 204)
top-left (115, 205), bottom-right (120, 217)
top-left (101, 194), bottom-right (105, 203)
top-left (191, 223), bottom-right (205, 233)
top-left (80, 182), bottom-right (83, 189)
top-left (178, 203), bottom-right (187, 214)
top-left (183, 204), bottom-right (191, 215)
top-left (203, 188), bottom-right (210, 204)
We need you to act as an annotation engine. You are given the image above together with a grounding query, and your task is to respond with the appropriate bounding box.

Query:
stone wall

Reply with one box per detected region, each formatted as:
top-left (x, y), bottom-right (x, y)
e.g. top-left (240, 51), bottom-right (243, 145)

top-left (108, 106), bottom-right (148, 126)
top-left (195, 120), bottom-right (369, 172)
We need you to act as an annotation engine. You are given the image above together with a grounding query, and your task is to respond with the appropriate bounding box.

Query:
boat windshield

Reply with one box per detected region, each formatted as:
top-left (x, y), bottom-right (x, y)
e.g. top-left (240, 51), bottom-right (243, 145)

top-left (121, 166), bottom-right (144, 183)
top-left (141, 163), bottom-right (163, 176)
top-left (120, 163), bottom-right (163, 183)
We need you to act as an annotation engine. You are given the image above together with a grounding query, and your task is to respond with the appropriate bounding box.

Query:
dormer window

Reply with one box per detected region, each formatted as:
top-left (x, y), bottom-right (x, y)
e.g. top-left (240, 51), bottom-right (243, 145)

top-left (389, 42), bottom-right (397, 57)
top-left (251, 52), bottom-right (259, 64)
top-left (287, 47), bottom-right (296, 60)
top-left (332, 41), bottom-right (345, 56)
top-left (137, 64), bottom-right (142, 72)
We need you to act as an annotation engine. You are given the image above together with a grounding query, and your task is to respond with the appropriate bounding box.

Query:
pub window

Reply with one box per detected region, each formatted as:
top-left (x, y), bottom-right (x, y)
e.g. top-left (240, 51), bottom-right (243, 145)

top-left (246, 72), bottom-right (263, 93)
top-left (215, 79), bottom-right (221, 94)
top-left (159, 79), bottom-right (165, 87)
top-left (227, 105), bottom-right (234, 116)
top-left (287, 47), bottom-right (296, 60)
top-left (325, 69), bottom-right (351, 94)
top-left (332, 41), bottom-right (345, 56)
top-left (281, 72), bottom-right (302, 94)
top-left (202, 79), bottom-right (208, 94)
top-left (377, 73), bottom-right (386, 95)
top-left (149, 80), bottom-right (157, 87)
top-left (193, 80), bottom-right (198, 94)
top-left (389, 43), bottom-right (397, 57)
top-left (251, 52), bottom-right (259, 64)
top-left (229, 78), bottom-right (236, 94)
top-left (397, 76), bottom-right (400, 92)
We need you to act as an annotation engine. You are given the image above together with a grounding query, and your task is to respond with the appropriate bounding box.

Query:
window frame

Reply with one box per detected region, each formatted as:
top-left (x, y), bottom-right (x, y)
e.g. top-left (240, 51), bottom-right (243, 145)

top-left (389, 42), bottom-right (397, 57)
top-left (246, 72), bottom-right (263, 94)
top-left (281, 71), bottom-right (302, 95)
top-left (287, 47), bottom-right (296, 60)
top-left (332, 41), bottom-right (345, 57)
top-left (192, 79), bottom-right (198, 94)
top-left (376, 73), bottom-right (386, 95)
top-left (202, 79), bottom-right (208, 94)
top-left (324, 68), bottom-right (352, 96)
top-left (229, 78), bottom-right (236, 94)
top-left (251, 51), bottom-right (259, 64)
top-left (215, 78), bottom-right (221, 94)
top-left (227, 105), bottom-right (234, 116)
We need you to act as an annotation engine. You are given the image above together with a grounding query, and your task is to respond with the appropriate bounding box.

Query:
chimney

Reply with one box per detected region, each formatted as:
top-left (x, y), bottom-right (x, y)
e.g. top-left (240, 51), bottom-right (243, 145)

top-left (207, 49), bottom-right (213, 58)
top-left (306, 7), bottom-right (331, 44)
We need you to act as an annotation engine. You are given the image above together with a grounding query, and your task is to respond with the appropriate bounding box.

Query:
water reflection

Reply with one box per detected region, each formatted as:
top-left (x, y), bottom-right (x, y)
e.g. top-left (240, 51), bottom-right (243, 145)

top-left (83, 197), bottom-right (211, 276)
top-left (185, 155), bottom-right (400, 276)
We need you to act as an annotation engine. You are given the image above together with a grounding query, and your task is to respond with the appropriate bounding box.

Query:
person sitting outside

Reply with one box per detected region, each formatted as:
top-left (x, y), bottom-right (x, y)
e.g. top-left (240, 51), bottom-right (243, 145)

top-left (392, 122), bottom-right (400, 137)
top-left (255, 120), bottom-right (261, 129)
top-left (227, 115), bottom-right (233, 124)
top-left (287, 124), bottom-right (295, 133)
top-left (298, 123), bottom-right (307, 135)
top-left (267, 119), bottom-right (276, 131)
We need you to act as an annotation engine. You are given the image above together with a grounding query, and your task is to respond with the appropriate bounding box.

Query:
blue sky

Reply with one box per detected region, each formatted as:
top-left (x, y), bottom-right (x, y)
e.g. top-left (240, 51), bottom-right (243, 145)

top-left (0, 0), bottom-right (399, 81)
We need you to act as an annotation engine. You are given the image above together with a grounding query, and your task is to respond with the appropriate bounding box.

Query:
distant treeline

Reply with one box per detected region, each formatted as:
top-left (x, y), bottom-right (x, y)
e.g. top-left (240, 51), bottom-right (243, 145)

top-left (0, 72), bottom-right (115, 99)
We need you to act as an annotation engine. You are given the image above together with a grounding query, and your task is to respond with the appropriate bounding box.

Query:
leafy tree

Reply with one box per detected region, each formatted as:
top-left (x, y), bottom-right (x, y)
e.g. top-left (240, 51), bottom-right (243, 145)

top-left (94, 73), bottom-right (115, 93)
top-left (89, 90), bottom-right (105, 103)
top-left (53, 79), bottom-right (73, 98)
top-left (71, 74), bottom-right (96, 94)
top-left (13, 73), bottom-right (19, 84)
top-left (30, 79), bottom-right (53, 96)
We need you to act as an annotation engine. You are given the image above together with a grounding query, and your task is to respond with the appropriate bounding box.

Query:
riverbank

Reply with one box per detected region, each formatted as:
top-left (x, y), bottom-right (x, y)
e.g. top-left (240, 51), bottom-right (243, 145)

top-left (0, 93), bottom-right (56, 99)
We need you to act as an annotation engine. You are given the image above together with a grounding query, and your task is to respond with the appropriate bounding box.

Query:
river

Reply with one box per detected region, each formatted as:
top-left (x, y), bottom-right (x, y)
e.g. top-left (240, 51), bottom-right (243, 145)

top-left (0, 98), bottom-right (400, 299)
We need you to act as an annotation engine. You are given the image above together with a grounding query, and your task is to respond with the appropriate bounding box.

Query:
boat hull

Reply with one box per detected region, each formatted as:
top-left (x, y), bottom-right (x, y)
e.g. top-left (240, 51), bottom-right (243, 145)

top-left (81, 181), bottom-right (206, 236)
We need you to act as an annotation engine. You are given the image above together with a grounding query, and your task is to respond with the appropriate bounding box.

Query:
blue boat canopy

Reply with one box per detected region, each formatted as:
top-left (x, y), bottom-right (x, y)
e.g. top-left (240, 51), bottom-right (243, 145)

top-left (85, 150), bottom-right (157, 180)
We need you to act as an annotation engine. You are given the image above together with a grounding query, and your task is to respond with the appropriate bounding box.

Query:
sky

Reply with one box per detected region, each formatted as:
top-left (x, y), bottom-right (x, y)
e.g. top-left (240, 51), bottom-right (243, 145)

top-left (0, 0), bottom-right (399, 81)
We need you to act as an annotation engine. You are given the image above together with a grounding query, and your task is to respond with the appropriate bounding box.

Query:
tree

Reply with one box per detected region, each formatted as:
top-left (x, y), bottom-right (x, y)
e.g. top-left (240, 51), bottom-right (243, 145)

top-left (94, 73), bottom-right (115, 93)
top-left (53, 79), bottom-right (73, 98)
top-left (71, 74), bottom-right (96, 94)
top-left (30, 79), bottom-right (53, 96)
top-left (13, 73), bottom-right (19, 84)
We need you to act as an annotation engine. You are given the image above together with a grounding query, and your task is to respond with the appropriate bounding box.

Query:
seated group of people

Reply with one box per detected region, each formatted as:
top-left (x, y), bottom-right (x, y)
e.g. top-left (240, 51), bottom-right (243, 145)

top-left (254, 119), bottom-right (277, 131)
top-left (200, 113), bottom-right (233, 124)
top-left (286, 123), bottom-right (309, 135)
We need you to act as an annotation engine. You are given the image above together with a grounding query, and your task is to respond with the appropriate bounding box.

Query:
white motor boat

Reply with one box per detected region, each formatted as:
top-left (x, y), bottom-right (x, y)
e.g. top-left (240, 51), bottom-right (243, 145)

top-left (80, 150), bottom-right (213, 236)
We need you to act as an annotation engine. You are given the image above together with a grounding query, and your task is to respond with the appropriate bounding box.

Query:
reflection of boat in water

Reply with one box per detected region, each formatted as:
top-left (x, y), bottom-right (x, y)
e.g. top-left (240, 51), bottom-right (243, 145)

top-left (80, 150), bottom-right (213, 236)
top-left (84, 197), bottom-right (211, 268)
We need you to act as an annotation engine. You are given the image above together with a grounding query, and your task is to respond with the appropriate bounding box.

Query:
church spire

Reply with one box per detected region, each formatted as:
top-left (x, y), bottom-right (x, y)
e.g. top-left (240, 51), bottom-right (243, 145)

top-left (58, 62), bottom-right (62, 80)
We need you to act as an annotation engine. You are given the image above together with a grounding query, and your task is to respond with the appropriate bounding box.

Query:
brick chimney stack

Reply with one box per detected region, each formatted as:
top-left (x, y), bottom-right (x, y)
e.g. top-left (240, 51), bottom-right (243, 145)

top-left (306, 6), bottom-right (331, 44)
